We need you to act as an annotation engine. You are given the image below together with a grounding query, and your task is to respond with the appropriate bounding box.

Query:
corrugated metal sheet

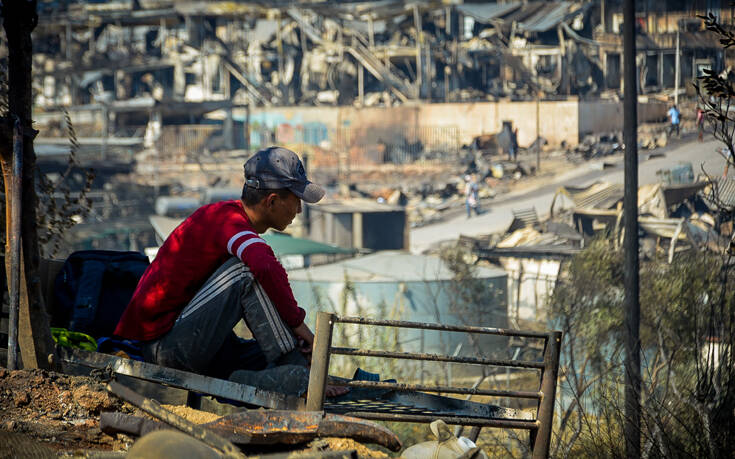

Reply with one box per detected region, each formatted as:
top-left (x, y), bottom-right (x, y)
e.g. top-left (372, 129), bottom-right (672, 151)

top-left (500, 2), bottom-right (547, 25)
top-left (479, 227), bottom-right (581, 260)
top-left (518, 2), bottom-right (588, 33)
top-left (708, 178), bottom-right (735, 208)
top-left (557, 182), bottom-right (624, 210)
top-left (456, 2), bottom-right (522, 23)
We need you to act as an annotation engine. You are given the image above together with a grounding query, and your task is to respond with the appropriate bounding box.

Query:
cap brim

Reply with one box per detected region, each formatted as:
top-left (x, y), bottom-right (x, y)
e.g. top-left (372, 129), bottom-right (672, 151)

top-left (290, 181), bottom-right (325, 203)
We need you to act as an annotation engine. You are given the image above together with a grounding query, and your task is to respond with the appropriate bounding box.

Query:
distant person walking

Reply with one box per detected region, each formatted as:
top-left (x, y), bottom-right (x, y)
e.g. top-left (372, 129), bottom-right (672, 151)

top-left (510, 127), bottom-right (519, 161)
top-left (667, 105), bottom-right (681, 138)
top-left (697, 107), bottom-right (705, 142)
top-left (464, 174), bottom-right (480, 218)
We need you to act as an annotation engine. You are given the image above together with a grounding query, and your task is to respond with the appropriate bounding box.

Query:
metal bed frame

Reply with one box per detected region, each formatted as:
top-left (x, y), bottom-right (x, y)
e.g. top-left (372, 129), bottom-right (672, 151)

top-left (305, 313), bottom-right (562, 459)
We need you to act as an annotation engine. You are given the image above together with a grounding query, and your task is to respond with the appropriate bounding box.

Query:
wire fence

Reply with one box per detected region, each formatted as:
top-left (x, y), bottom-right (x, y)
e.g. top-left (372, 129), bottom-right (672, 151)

top-left (157, 125), bottom-right (221, 162)
top-left (334, 125), bottom-right (461, 166)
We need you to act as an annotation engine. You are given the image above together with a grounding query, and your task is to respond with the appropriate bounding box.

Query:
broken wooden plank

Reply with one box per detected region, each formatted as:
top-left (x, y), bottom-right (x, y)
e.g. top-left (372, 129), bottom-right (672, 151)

top-left (59, 347), bottom-right (303, 410)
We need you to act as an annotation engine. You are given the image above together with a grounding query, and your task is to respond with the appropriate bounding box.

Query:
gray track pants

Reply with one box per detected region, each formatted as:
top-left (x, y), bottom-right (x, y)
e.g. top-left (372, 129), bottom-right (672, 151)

top-left (141, 257), bottom-right (307, 380)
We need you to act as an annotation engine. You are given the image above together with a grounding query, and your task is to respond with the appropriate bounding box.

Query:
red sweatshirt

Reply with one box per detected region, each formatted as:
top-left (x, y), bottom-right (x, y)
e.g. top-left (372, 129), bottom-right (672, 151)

top-left (114, 200), bottom-right (305, 341)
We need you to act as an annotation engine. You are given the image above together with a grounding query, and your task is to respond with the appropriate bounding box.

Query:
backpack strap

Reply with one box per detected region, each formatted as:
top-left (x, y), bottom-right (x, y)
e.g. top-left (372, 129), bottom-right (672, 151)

top-left (69, 259), bottom-right (106, 333)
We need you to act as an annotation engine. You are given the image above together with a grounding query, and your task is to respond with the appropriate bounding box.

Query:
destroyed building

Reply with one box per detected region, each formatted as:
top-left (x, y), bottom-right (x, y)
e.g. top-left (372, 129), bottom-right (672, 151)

top-left (32, 0), bottom-right (731, 110)
top-left (25, 1), bottom-right (726, 197)
top-left (463, 172), bottom-right (735, 326)
top-left (29, 0), bottom-right (724, 157)
top-left (17, 0), bottom-right (733, 257)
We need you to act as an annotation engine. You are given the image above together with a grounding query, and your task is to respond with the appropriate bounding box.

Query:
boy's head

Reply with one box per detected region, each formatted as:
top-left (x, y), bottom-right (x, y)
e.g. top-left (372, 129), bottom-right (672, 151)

top-left (241, 147), bottom-right (324, 231)
top-left (242, 146), bottom-right (324, 204)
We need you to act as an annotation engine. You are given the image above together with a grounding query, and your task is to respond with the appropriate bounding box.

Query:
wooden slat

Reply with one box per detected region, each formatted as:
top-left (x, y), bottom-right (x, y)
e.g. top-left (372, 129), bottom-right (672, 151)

top-left (59, 347), bottom-right (303, 411)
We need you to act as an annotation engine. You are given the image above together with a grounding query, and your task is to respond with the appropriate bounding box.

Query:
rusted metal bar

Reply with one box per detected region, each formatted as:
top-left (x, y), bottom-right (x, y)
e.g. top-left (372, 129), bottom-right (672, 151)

top-left (336, 316), bottom-right (549, 339)
top-left (60, 347), bottom-right (300, 410)
top-left (331, 347), bottom-right (545, 370)
top-left (332, 380), bottom-right (542, 399)
top-left (342, 412), bottom-right (540, 430)
top-left (466, 426), bottom-right (482, 442)
top-left (532, 331), bottom-right (562, 459)
top-left (306, 311), bottom-right (335, 411)
top-left (106, 380), bottom-right (246, 459)
top-left (7, 116), bottom-right (22, 370)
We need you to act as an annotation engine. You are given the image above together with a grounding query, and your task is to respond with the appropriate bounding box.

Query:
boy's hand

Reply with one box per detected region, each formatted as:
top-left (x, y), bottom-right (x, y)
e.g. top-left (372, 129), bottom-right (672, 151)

top-left (297, 337), bottom-right (312, 364)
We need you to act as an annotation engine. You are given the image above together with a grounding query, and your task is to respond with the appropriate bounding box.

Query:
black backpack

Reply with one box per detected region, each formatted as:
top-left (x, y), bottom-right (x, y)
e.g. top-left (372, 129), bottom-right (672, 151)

top-left (53, 250), bottom-right (150, 338)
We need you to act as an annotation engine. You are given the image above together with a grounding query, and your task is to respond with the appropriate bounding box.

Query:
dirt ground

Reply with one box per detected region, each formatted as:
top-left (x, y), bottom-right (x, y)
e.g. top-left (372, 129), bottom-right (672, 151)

top-left (0, 368), bottom-right (132, 454)
top-left (0, 368), bottom-right (389, 457)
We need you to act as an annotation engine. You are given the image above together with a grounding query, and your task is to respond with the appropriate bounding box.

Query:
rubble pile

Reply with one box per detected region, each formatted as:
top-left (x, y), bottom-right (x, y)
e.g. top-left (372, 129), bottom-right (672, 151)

top-left (0, 368), bottom-right (130, 452)
top-left (332, 156), bottom-right (553, 228)
top-left (472, 176), bottom-right (734, 266)
top-left (0, 368), bottom-right (392, 457)
top-left (456, 174), bottom-right (735, 326)
top-left (31, 1), bottom-right (725, 119)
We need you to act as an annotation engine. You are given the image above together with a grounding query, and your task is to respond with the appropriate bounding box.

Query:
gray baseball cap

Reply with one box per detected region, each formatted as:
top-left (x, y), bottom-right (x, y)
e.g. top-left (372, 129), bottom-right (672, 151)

top-left (244, 146), bottom-right (325, 203)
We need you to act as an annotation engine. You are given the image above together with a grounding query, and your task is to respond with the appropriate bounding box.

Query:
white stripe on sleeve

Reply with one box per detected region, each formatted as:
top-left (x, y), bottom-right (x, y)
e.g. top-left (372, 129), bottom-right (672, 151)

top-left (235, 237), bottom-right (266, 259)
top-left (227, 231), bottom-right (257, 255)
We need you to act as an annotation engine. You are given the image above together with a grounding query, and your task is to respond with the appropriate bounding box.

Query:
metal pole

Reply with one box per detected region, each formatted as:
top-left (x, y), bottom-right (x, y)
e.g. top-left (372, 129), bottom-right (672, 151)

top-left (305, 312), bottom-right (335, 411)
top-left (623, 0), bottom-right (641, 457)
top-left (536, 87), bottom-right (540, 172)
top-left (7, 117), bottom-right (23, 370)
top-left (674, 28), bottom-right (680, 106)
top-left (358, 62), bottom-right (364, 106)
top-left (531, 331), bottom-right (562, 459)
top-left (413, 5), bottom-right (423, 99)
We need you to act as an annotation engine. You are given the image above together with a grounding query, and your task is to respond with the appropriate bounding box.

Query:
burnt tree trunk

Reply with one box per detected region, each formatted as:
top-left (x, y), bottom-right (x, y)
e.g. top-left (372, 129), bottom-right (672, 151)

top-left (2, 0), bottom-right (55, 369)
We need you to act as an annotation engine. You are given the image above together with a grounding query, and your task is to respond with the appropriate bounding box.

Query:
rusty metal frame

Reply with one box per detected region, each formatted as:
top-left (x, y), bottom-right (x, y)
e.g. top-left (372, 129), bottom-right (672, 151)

top-left (306, 312), bottom-right (562, 459)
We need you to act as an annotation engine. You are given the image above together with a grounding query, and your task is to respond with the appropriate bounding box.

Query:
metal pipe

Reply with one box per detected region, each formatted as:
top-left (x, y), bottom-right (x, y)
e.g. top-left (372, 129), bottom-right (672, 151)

top-left (331, 380), bottom-right (542, 399)
top-left (330, 347), bottom-right (545, 370)
top-left (7, 116), bottom-right (23, 370)
top-left (623, 0), bottom-right (641, 456)
top-left (306, 312), bottom-right (335, 411)
top-left (342, 412), bottom-right (539, 430)
top-left (531, 331), bottom-right (562, 459)
top-left (336, 316), bottom-right (551, 339)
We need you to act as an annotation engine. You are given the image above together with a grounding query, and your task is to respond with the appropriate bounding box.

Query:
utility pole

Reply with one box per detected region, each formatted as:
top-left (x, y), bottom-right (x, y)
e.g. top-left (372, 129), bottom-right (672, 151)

top-left (623, 0), bottom-right (641, 458)
top-left (674, 27), bottom-right (680, 107)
